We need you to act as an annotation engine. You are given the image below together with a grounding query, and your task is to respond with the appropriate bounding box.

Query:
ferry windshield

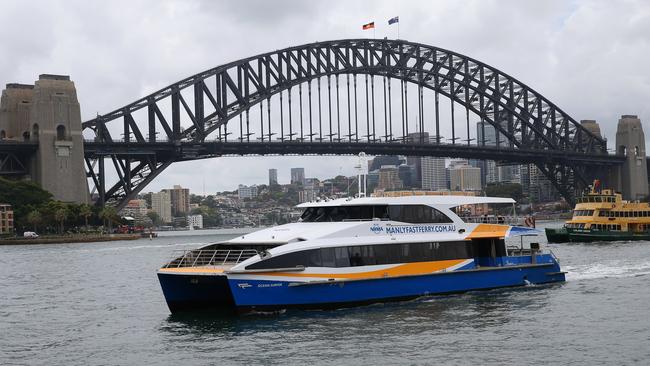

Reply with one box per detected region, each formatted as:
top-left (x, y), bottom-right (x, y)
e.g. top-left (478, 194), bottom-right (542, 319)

top-left (299, 204), bottom-right (453, 224)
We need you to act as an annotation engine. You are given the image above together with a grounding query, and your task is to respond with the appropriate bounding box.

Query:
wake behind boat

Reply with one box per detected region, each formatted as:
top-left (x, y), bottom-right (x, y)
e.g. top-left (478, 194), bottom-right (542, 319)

top-left (157, 195), bottom-right (565, 314)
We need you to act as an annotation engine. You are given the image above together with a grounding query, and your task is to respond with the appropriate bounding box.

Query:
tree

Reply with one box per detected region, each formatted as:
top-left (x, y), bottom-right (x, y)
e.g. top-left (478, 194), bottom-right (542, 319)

top-left (99, 206), bottom-right (118, 231)
top-left (0, 178), bottom-right (53, 230)
top-left (26, 210), bottom-right (42, 232)
top-left (485, 183), bottom-right (523, 202)
top-left (79, 204), bottom-right (93, 230)
top-left (54, 207), bottom-right (70, 234)
top-left (147, 211), bottom-right (162, 226)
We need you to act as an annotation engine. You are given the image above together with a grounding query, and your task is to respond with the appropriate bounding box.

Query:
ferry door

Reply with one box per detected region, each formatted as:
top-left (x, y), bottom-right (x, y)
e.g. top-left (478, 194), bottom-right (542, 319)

top-left (472, 238), bottom-right (505, 267)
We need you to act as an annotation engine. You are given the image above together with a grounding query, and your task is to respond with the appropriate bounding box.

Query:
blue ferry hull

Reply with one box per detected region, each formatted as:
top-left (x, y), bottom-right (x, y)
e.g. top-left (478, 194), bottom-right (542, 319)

top-left (228, 255), bottom-right (565, 312)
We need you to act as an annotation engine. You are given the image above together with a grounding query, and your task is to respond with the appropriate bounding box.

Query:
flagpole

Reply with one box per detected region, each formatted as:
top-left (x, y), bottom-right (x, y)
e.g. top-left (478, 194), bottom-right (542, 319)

top-left (398, 21), bottom-right (400, 39)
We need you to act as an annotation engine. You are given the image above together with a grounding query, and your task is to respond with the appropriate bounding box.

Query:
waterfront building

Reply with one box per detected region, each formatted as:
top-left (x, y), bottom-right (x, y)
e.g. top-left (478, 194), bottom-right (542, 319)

top-left (187, 214), bottom-right (203, 229)
top-left (290, 168), bottom-right (305, 185)
top-left (377, 165), bottom-right (403, 191)
top-left (163, 185), bottom-right (190, 216)
top-left (449, 162), bottom-right (482, 191)
top-left (238, 184), bottom-right (258, 199)
top-left (269, 168), bottom-right (278, 185)
top-left (151, 191), bottom-right (172, 224)
top-left (120, 199), bottom-right (148, 220)
top-left (0, 204), bottom-right (14, 234)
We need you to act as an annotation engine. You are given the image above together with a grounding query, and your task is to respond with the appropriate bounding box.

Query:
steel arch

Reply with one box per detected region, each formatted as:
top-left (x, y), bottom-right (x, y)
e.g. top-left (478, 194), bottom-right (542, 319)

top-left (82, 39), bottom-right (611, 208)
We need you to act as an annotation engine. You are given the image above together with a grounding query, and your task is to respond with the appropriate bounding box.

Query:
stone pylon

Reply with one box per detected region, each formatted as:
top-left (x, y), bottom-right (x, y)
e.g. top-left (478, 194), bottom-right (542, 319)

top-left (0, 75), bottom-right (89, 203)
top-left (616, 115), bottom-right (649, 201)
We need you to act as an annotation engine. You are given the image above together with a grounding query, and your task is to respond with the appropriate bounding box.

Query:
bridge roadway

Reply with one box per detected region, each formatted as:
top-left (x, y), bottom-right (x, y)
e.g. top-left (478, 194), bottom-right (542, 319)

top-left (83, 140), bottom-right (625, 166)
top-left (0, 139), bottom-right (628, 177)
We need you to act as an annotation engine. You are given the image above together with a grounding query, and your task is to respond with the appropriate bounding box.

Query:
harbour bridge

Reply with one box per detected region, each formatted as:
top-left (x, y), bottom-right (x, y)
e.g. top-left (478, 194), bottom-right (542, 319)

top-left (0, 39), bottom-right (635, 209)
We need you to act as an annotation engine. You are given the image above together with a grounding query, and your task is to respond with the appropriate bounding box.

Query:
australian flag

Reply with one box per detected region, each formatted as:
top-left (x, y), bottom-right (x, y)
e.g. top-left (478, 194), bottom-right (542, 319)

top-left (388, 16), bottom-right (399, 25)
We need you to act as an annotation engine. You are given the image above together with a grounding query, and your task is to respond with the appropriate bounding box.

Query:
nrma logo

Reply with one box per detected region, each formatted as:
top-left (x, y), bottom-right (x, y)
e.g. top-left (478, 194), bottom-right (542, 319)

top-left (370, 224), bottom-right (384, 234)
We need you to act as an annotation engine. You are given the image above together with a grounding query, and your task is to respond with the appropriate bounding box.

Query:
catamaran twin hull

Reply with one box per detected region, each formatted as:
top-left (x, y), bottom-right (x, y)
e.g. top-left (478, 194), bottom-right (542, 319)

top-left (159, 256), bottom-right (564, 313)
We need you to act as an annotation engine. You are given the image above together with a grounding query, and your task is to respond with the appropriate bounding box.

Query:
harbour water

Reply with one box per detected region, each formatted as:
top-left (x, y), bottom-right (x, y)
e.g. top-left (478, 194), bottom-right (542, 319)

top-left (2, 223), bottom-right (649, 365)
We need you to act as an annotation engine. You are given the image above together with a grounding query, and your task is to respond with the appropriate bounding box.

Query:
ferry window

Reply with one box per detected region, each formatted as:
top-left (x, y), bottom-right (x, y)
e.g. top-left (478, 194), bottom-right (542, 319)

top-left (320, 247), bottom-right (336, 267)
top-left (346, 206), bottom-right (374, 220)
top-left (348, 245), bottom-right (376, 266)
top-left (598, 211), bottom-right (606, 217)
top-left (373, 244), bottom-right (402, 265)
top-left (246, 249), bottom-right (322, 270)
top-left (389, 205), bottom-right (452, 223)
top-left (588, 210), bottom-right (594, 216)
top-left (334, 247), bottom-right (350, 267)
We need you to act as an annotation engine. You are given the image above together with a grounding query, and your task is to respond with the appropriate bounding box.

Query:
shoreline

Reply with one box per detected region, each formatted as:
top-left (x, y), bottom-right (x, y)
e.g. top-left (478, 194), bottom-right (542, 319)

top-left (0, 233), bottom-right (142, 245)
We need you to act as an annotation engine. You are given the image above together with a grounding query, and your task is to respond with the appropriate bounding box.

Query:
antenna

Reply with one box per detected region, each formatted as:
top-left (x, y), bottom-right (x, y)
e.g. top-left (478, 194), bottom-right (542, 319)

top-left (355, 152), bottom-right (368, 197)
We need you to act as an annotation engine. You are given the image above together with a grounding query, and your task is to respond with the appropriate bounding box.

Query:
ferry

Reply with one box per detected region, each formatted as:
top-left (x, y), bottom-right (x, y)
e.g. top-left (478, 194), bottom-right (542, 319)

top-left (546, 183), bottom-right (650, 243)
top-left (157, 196), bottom-right (565, 314)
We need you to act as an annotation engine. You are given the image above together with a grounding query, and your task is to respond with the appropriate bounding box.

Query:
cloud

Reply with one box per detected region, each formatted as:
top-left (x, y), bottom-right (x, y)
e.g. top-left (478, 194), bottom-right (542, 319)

top-left (2, 0), bottom-right (649, 194)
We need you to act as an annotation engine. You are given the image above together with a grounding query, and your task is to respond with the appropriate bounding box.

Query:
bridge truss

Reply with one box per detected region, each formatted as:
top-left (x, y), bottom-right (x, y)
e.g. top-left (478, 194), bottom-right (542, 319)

top-left (82, 39), bottom-right (620, 209)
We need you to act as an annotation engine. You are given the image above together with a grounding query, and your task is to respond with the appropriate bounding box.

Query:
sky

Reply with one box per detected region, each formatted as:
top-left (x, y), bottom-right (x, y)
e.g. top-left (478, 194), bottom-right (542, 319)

top-left (1, 0), bottom-right (649, 194)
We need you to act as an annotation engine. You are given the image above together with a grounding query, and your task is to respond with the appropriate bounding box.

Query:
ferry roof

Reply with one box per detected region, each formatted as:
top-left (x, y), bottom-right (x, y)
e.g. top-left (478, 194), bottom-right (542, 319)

top-left (296, 195), bottom-right (515, 209)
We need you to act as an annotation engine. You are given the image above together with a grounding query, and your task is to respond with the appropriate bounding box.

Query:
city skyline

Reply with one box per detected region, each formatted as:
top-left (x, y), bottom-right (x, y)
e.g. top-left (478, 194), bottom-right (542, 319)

top-left (1, 1), bottom-right (648, 193)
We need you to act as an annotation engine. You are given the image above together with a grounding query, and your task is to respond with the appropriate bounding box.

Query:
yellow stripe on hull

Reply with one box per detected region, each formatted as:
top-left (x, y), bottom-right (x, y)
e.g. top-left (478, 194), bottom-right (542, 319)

top-left (159, 267), bottom-right (226, 274)
top-left (250, 259), bottom-right (468, 280)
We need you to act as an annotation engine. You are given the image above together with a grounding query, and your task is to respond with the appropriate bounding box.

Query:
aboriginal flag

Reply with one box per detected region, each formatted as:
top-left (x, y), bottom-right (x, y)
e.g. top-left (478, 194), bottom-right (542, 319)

top-left (362, 22), bottom-right (375, 30)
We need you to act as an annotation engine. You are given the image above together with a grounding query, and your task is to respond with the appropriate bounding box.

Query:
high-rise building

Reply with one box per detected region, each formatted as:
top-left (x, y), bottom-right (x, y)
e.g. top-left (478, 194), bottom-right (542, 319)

top-left (377, 165), bottom-right (403, 191)
top-left (449, 163), bottom-right (482, 191)
top-left (405, 132), bottom-right (447, 190)
top-left (398, 164), bottom-right (417, 188)
top-left (406, 132), bottom-right (429, 188)
top-left (269, 168), bottom-right (278, 185)
top-left (291, 168), bottom-right (305, 185)
top-left (151, 191), bottom-right (172, 224)
top-left (422, 157), bottom-right (447, 190)
top-left (476, 121), bottom-right (499, 187)
top-left (368, 156), bottom-right (402, 172)
top-left (498, 165), bottom-right (521, 184)
top-left (521, 164), bottom-right (559, 202)
top-left (163, 185), bottom-right (190, 216)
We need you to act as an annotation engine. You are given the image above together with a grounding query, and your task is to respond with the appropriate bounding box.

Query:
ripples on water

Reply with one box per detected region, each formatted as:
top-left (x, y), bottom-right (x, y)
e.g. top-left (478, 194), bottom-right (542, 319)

top-left (1, 226), bottom-right (650, 365)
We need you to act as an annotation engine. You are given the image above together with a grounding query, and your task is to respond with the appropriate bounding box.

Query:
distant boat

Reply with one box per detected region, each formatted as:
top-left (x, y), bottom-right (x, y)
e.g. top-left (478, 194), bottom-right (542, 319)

top-left (546, 181), bottom-right (650, 243)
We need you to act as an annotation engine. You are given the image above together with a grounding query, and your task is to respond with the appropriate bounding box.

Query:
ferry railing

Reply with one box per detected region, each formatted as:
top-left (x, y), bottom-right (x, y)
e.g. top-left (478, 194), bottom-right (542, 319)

top-left (461, 215), bottom-right (523, 225)
top-left (163, 249), bottom-right (259, 268)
